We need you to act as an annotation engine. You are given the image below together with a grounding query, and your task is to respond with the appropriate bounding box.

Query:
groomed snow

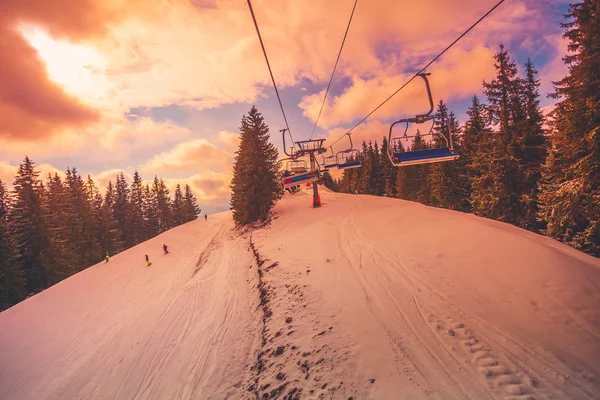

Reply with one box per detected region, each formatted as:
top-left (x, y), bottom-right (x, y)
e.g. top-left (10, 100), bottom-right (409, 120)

top-left (1, 187), bottom-right (599, 399)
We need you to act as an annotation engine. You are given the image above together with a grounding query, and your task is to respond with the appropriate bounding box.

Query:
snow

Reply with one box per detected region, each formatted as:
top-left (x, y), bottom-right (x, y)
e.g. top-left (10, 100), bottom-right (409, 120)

top-left (1, 186), bottom-right (599, 399)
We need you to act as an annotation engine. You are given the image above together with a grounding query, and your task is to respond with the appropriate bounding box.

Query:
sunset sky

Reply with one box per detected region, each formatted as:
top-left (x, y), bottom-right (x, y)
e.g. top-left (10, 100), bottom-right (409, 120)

top-left (0, 0), bottom-right (572, 213)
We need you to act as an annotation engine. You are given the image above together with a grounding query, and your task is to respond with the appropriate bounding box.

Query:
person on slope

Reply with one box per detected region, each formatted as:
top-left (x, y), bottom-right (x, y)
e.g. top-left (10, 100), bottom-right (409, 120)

top-left (105, 252), bottom-right (110, 263)
top-left (163, 244), bottom-right (169, 254)
top-left (145, 254), bottom-right (151, 266)
top-left (205, 214), bottom-right (207, 221)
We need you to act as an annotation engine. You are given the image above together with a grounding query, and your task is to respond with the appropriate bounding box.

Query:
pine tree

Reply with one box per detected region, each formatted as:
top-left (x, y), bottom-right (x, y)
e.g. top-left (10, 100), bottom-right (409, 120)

top-left (427, 102), bottom-right (469, 210)
top-left (172, 184), bottom-right (185, 226)
top-left (380, 137), bottom-right (398, 197)
top-left (100, 179), bottom-right (124, 255)
top-left (517, 59), bottom-right (547, 230)
top-left (129, 171), bottom-right (147, 244)
top-left (321, 170), bottom-right (337, 192)
top-left (150, 177), bottom-right (172, 232)
top-left (114, 173), bottom-right (133, 246)
top-left (0, 179), bottom-right (26, 310)
top-left (358, 141), bottom-right (373, 194)
top-left (230, 106), bottom-right (282, 226)
top-left (538, 0), bottom-right (600, 255)
top-left (11, 157), bottom-right (49, 293)
top-left (143, 183), bottom-right (158, 236)
top-left (476, 45), bottom-right (523, 223)
top-left (65, 168), bottom-right (100, 268)
top-left (183, 184), bottom-right (201, 222)
top-left (43, 173), bottom-right (75, 283)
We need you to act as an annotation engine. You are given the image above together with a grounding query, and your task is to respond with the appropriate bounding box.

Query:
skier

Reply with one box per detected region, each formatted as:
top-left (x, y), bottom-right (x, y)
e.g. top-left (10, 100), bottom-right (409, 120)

top-left (205, 214), bottom-right (207, 221)
top-left (145, 254), bottom-right (151, 266)
top-left (105, 252), bottom-right (110, 263)
top-left (163, 244), bottom-right (168, 254)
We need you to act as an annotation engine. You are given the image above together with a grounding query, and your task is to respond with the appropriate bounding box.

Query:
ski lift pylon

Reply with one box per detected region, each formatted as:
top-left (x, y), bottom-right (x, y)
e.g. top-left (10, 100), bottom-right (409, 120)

top-left (387, 73), bottom-right (459, 167)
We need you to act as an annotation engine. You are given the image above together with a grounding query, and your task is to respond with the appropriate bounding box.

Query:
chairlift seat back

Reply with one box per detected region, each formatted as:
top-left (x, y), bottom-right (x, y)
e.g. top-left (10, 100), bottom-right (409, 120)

top-left (281, 171), bottom-right (319, 188)
top-left (393, 147), bottom-right (459, 166)
top-left (337, 161), bottom-right (362, 169)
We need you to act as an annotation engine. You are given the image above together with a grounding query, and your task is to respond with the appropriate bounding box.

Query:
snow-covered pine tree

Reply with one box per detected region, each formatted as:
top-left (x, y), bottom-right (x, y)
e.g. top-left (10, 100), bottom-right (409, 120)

top-left (0, 179), bottom-right (25, 311)
top-left (538, 0), bottom-right (600, 255)
top-left (230, 106), bottom-right (281, 226)
top-left (475, 44), bottom-right (522, 223)
top-left (517, 59), bottom-right (547, 231)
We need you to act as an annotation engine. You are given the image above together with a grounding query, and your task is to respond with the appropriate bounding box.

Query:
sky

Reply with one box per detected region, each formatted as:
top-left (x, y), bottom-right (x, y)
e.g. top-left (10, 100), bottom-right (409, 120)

top-left (0, 0), bottom-right (573, 214)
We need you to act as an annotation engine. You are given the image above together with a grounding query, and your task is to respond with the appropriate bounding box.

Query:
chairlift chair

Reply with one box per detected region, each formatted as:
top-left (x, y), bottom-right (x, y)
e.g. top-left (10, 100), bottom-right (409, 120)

top-left (322, 146), bottom-right (338, 170)
top-left (286, 159), bottom-right (308, 173)
top-left (387, 73), bottom-right (459, 167)
top-left (336, 133), bottom-right (362, 170)
top-left (281, 171), bottom-right (319, 189)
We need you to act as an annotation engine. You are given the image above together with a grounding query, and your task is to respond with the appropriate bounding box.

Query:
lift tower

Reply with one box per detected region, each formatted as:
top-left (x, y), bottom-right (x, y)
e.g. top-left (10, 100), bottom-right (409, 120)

top-left (281, 129), bottom-right (327, 208)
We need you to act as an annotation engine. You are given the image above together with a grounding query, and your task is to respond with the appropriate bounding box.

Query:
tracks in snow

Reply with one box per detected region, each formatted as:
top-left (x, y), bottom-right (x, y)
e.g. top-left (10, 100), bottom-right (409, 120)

top-left (333, 198), bottom-right (595, 400)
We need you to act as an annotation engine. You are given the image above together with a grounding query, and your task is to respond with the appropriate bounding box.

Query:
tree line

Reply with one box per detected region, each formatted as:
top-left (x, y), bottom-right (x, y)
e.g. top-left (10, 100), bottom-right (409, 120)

top-left (230, 1), bottom-right (597, 258)
top-left (0, 158), bottom-right (201, 311)
top-left (325, 5), bottom-right (599, 257)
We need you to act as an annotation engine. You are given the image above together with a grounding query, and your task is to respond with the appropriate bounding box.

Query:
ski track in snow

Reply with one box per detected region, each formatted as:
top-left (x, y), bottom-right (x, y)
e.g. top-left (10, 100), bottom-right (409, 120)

top-left (1, 187), bottom-right (599, 399)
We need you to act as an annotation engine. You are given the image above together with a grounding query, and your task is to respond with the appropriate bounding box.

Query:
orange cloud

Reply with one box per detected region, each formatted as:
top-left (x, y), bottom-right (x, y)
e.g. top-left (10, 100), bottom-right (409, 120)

top-left (300, 44), bottom-right (496, 129)
top-left (0, 160), bottom-right (65, 188)
top-left (0, 0), bottom-right (163, 141)
top-left (141, 139), bottom-right (233, 175)
top-left (217, 130), bottom-right (241, 151)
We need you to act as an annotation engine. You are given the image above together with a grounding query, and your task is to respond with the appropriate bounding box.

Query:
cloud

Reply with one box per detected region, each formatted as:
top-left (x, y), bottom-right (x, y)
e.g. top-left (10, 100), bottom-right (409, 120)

top-left (300, 44), bottom-right (496, 128)
top-left (217, 130), bottom-right (241, 151)
top-left (141, 139), bottom-right (233, 175)
top-left (0, 0), bottom-right (163, 142)
top-left (0, 160), bottom-right (65, 188)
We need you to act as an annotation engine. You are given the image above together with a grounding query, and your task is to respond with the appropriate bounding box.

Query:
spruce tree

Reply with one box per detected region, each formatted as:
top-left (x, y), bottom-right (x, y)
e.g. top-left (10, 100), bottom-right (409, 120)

top-left (11, 157), bottom-right (48, 293)
top-left (143, 183), bottom-right (158, 236)
top-left (113, 173), bottom-right (133, 246)
top-left (65, 168), bottom-right (100, 268)
top-left (150, 177), bottom-right (172, 232)
top-left (129, 171), bottom-right (147, 244)
top-left (380, 137), bottom-right (398, 197)
top-left (538, 0), bottom-right (600, 255)
top-left (321, 170), bottom-right (337, 192)
top-left (476, 45), bottom-right (522, 223)
top-left (517, 59), bottom-right (547, 230)
top-left (230, 106), bottom-right (282, 226)
top-left (172, 184), bottom-right (185, 226)
top-left (183, 184), bottom-right (201, 222)
top-left (427, 102), bottom-right (469, 210)
top-left (43, 173), bottom-right (75, 282)
top-left (0, 179), bottom-right (26, 310)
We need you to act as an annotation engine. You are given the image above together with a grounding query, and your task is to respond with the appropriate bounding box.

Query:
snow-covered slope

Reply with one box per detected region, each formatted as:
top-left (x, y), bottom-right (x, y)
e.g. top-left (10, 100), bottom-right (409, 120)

top-left (1, 188), bottom-right (599, 399)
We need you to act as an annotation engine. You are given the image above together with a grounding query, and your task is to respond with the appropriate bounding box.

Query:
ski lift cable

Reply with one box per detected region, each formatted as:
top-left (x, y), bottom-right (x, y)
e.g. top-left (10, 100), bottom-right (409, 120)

top-left (309, 0), bottom-right (359, 141)
top-left (247, 0), bottom-right (296, 147)
top-left (329, 0), bottom-right (506, 146)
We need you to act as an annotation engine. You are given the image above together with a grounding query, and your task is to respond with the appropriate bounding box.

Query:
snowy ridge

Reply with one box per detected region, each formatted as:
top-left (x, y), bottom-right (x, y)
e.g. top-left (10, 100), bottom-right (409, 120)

top-left (1, 188), bottom-right (599, 399)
